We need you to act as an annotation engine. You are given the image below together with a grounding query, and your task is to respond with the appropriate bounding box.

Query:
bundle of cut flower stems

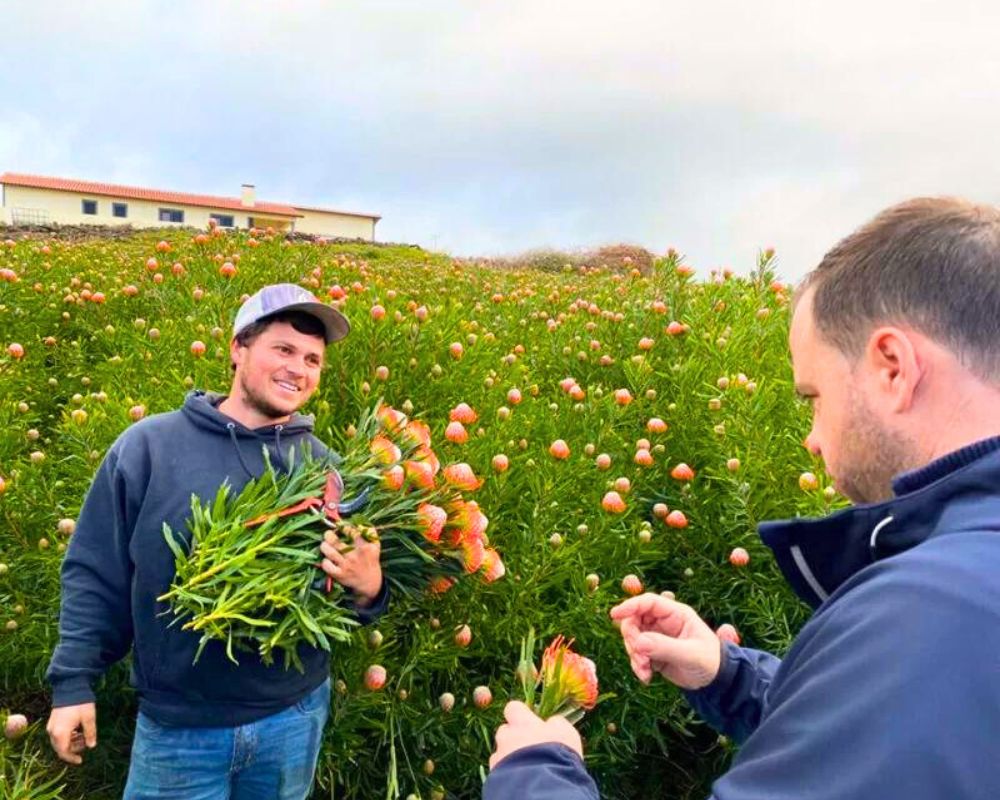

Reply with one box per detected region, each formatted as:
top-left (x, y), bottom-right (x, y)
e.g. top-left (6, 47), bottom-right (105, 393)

top-left (159, 403), bottom-right (505, 670)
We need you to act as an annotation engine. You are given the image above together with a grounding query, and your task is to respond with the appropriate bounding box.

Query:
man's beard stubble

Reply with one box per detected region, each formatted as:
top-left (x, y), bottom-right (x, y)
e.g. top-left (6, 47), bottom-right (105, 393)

top-left (836, 390), bottom-right (917, 505)
top-left (238, 372), bottom-right (292, 422)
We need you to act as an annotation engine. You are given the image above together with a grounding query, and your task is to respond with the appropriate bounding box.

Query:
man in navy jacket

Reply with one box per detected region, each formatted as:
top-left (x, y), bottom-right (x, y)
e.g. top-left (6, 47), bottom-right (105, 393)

top-left (485, 197), bottom-right (1000, 799)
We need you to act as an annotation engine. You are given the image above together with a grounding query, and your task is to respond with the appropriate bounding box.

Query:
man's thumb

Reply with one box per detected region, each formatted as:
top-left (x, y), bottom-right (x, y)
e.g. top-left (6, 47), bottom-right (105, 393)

top-left (81, 710), bottom-right (98, 748)
top-left (503, 700), bottom-right (540, 725)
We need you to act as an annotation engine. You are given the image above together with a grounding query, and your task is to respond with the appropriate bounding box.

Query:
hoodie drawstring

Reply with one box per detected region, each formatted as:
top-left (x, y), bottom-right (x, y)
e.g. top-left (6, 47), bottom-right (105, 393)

top-left (273, 425), bottom-right (287, 471)
top-left (226, 422), bottom-right (289, 478)
top-left (227, 423), bottom-right (257, 479)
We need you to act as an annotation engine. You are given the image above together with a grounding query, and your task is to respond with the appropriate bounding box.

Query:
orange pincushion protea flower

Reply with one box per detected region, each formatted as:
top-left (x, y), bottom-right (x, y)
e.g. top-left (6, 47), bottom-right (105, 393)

top-left (481, 547), bottom-right (506, 582)
top-left (370, 435), bottom-right (402, 465)
top-left (404, 459), bottom-right (436, 490)
top-left (541, 635), bottom-right (598, 711)
top-left (418, 503), bottom-right (447, 542)
top-left (377, 404), bottom-right (408, 433)
top-left (414, 444), bottom-right (441, 475)
top-left (382, 465), bottom-right (405, 491)
top-left (402, 419), bottom-right (432, 449)
top-left (429, 576), bottom-right (456, 595)
top-left (446, 499), bottom-right (489, 542)
top-left (458, 531), bottom-right (486, 573)
top-left (518, 630), bottom-right (600, 725)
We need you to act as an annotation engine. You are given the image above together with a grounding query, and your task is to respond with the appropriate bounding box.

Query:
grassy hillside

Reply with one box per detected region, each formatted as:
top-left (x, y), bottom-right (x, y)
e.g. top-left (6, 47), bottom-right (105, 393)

top-left (0, 227), bottom-right (834, 799)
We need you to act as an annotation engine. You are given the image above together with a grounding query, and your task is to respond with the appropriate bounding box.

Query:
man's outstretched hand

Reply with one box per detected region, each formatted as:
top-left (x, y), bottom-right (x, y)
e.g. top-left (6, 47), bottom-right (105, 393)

top-left (611, 593), bottom-right (722, 689)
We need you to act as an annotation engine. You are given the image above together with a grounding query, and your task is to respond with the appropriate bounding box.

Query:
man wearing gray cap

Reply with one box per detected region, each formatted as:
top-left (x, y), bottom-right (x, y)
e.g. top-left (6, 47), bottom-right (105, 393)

top-left (46, 283), bottom-right (388, 798)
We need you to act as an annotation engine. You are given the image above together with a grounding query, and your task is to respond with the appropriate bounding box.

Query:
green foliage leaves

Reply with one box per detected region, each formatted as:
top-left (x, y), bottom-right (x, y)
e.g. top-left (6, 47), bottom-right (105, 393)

top-left (0, 231), bottom-right (837, 799)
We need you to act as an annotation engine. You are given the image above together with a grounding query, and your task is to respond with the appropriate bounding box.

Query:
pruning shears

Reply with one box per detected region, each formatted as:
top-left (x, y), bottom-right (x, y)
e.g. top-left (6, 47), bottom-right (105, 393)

top-left (243, 469), bottom-right (372, 593)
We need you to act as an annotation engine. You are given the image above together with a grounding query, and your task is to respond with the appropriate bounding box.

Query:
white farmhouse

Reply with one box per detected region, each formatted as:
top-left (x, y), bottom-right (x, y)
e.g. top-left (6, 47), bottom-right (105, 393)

top-left (0, 173), bottom-right (380, 240)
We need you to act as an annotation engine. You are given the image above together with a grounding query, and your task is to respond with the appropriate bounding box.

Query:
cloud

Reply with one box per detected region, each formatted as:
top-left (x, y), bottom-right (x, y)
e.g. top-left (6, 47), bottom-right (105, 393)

top-left (2, 1), bottom-right (1000, 280)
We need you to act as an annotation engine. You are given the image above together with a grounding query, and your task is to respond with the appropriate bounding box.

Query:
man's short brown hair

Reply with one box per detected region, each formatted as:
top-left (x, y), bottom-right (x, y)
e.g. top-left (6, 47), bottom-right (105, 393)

top-left (799, 197), bottom-right (1000, 383)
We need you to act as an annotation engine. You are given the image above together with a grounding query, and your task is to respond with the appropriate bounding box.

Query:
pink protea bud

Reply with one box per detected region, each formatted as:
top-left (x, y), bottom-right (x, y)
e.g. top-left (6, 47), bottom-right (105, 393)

top-left (472, 685), bottom-right (493, 709)
top-left (449, 402), bottom-right (478, 424)
top-left (646, 417), bottom-right (668, 434)
top-left (666, 510), bottom-right (688, 528)
top-left (442, 463), bottom-right (482, 491)
top-left (454, 624), bottom-right (472, 648)
top-left (549, 439), bottom-right (570, 460)
top-left (729, 547), bottom-right (750, 567)
top-left (671, 462), bottom-right (695, 481)
top-left (602, 491), bottom-right (626, 514)
top-left (364, 664), bottom-right (387, 691)
top-left (445, 420), bottom-right (468, 444)
top-left (3, 714), bottom-right (28, 740)
top-left (438, 692), bottom-right (455, 712)
top-left (622, 574), bottom-right (643, 596)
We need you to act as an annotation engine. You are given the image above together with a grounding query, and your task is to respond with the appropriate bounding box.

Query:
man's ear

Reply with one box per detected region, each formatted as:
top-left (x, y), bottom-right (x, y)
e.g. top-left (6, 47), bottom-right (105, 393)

top-left (230, 338), bottom-right (244, 368)
top-left (866, 326), bottom-right (922, 413)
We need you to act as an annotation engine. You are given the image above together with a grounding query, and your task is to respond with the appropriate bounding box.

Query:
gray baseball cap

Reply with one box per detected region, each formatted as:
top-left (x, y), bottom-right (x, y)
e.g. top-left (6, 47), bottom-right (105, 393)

top-left (233, 283), bottom-right (350, 344)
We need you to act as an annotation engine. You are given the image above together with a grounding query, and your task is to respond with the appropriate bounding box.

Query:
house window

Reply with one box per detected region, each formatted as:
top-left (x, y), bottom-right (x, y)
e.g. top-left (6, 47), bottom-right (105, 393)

top-left (158, 208), bottom-right (184, 223)
top-left (82, 199), bottom-right (98, 215)
top-left (209, 213), bottom-right (235, 228)
top-left (112, 202), bottom-right (128, 219)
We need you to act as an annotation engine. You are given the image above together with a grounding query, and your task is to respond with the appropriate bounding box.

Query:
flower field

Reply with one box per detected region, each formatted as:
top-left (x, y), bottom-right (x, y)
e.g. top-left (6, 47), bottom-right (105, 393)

top-left (0, 228), bottom-right (837, 799)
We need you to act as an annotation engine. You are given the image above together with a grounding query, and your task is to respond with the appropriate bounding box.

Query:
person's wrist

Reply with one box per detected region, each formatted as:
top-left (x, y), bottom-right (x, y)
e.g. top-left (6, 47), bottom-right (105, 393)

top-left (354, 576), bottom-right (382, 607)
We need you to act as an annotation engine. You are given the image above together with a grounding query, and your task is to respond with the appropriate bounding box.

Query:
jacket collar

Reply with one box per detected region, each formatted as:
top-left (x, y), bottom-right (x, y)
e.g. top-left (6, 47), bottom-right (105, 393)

top-left (759, 435), bottom-right (1000, 608)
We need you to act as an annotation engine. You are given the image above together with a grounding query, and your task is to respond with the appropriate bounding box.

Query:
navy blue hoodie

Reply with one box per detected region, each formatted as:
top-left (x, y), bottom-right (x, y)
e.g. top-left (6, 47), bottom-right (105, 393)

top-left (484, 437), bottom-right (1000, 799)
top-left (46, 390), bottom-right (388, 727)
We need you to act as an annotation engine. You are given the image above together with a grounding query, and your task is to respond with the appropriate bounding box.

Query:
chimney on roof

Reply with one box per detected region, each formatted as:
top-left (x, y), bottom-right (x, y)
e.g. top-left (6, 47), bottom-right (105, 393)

top-left (240, 184), bottom-right (256, 208)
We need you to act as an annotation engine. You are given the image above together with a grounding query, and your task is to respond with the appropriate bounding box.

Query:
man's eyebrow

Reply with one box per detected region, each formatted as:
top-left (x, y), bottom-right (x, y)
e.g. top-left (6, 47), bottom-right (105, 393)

top-left (273, 340), bottom-right (323, 359)
top-left (794, 383), bottom-right (817, 397)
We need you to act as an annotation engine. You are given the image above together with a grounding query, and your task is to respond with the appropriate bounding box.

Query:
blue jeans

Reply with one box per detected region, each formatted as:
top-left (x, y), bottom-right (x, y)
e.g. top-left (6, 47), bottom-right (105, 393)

top-left (123, 679), bottom-right (330, 799)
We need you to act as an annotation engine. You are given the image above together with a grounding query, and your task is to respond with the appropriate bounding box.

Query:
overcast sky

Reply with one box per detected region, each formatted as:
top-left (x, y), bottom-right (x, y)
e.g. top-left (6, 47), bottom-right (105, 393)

top-left (3, 1), bottom-right (999, 281)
